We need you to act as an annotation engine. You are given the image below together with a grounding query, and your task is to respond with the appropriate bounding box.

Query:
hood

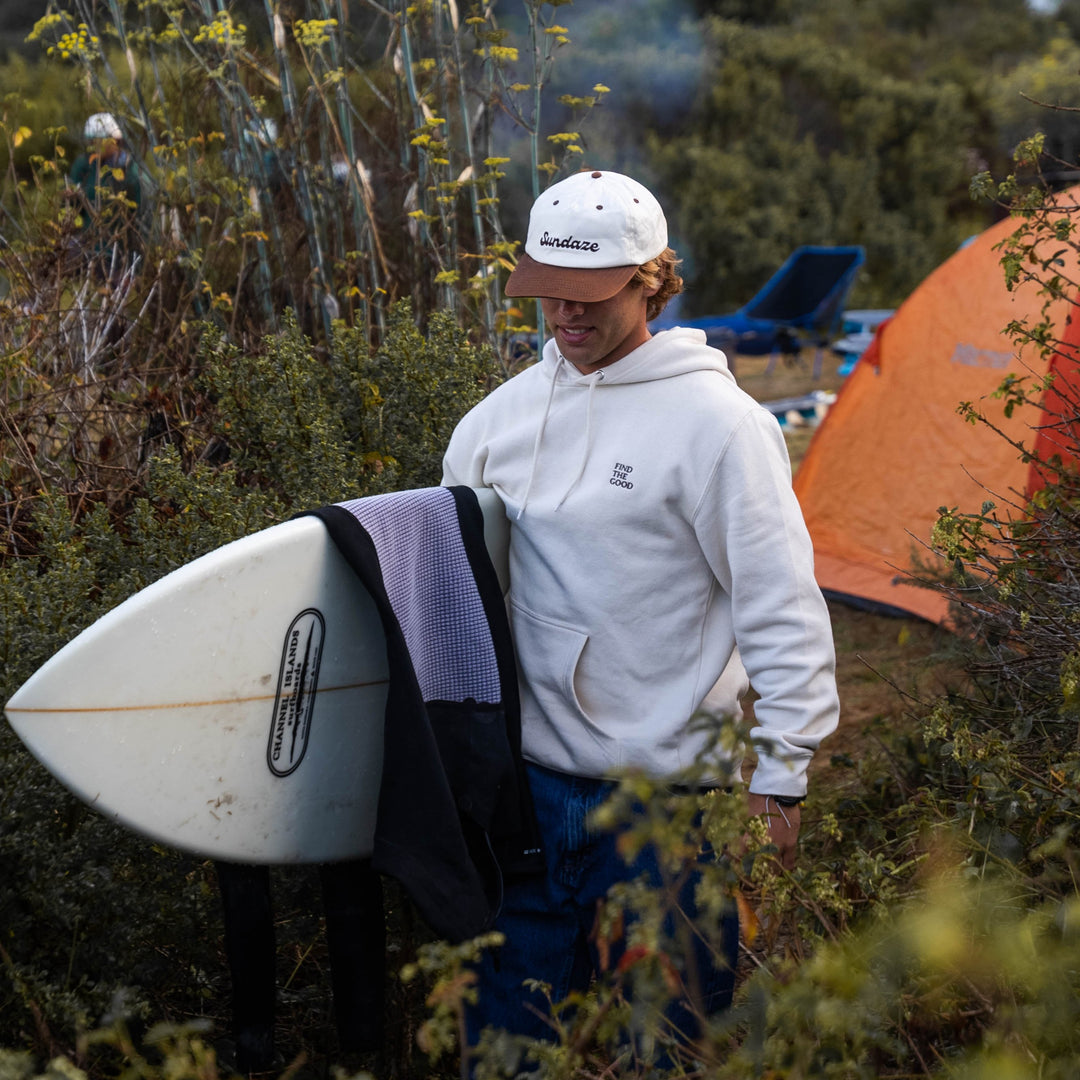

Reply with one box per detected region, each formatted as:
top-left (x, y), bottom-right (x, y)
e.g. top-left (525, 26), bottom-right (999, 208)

top-left (539, 326), bottom-right (737, 387)
top-left (516, 327), bottom-right (736, 518)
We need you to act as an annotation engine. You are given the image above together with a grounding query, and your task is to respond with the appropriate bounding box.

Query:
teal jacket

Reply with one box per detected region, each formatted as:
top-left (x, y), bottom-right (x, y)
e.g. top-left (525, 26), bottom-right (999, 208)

top-left (68, 144), bottom-right (143, 240)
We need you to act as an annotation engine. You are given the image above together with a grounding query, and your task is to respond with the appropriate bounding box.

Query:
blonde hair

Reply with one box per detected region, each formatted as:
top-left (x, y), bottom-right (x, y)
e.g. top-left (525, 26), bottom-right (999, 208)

top-left (631, 247), bottom-right (683, 322)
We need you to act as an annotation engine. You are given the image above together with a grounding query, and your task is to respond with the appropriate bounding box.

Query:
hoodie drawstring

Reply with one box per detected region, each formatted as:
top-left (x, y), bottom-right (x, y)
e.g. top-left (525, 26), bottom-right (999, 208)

top-left (516, 354), bottom-right (603, 519)
top-left (554, 370), bottom-right (601, 511)
top-left (516, 353), bottom-right (563, 520)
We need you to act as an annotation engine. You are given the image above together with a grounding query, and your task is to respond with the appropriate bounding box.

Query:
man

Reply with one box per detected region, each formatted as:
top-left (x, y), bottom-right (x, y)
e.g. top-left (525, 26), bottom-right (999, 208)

top-left (441, 170), bottom-right (839, 1049)
top-left (66, 112), bottom-right (143, 279)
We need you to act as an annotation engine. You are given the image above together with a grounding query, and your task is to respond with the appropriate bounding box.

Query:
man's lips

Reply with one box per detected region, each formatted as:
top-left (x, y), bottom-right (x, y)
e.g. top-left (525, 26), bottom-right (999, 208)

top-left (558, 326), bottom-right (592, 345)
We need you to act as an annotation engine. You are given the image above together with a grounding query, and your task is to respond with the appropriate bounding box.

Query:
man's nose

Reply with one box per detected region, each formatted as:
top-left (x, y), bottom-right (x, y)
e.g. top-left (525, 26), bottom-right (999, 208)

top-left (556, 298), bottom-right (586, 316)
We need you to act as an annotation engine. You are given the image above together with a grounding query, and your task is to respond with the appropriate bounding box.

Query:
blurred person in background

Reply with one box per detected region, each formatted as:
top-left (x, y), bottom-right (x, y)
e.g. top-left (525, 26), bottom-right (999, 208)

top-left (66, 112), bottom-right (144, 281)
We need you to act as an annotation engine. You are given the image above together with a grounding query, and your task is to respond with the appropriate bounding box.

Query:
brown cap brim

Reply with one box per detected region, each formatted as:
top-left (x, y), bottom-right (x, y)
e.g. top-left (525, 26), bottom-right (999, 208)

top-left (505, 253), bottom-right (638, 302)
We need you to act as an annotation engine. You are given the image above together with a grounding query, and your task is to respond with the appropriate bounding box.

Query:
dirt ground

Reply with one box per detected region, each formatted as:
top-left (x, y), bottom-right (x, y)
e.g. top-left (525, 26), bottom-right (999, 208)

top-left (733, 347), bottom-right (959, 786)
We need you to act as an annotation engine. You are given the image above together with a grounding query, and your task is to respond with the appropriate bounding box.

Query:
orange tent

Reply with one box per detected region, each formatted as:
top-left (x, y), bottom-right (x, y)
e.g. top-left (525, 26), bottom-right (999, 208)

top-left (793, 193), bottom-right (1080, 623)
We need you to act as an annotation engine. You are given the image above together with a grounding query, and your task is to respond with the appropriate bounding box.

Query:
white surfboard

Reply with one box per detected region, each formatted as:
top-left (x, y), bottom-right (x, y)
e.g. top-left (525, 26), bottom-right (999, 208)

top-left (4, 488), bottom-right (509, 865)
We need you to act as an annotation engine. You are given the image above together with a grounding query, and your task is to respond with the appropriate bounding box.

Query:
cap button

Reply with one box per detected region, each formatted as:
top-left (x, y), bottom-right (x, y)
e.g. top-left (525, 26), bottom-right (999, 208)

top-left (591, 171), bottom-right (602, 178)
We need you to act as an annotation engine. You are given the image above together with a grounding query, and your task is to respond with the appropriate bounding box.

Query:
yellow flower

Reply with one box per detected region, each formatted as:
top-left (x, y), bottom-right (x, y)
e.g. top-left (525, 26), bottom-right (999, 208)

top-left (294, 17), bottom-right (338, 47)
top-left (194, 12), bottom-right (246, 47)
top-left (27, 13), bottom-right (63, 43)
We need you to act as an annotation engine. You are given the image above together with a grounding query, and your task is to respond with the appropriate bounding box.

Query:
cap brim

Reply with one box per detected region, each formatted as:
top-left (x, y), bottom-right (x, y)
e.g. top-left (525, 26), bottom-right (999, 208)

top-left (505, 253), bottom-right (638, 302)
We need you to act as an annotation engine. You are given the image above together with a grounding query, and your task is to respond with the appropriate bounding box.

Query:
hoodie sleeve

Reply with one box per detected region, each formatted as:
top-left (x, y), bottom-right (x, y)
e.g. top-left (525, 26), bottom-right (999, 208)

top-left (693, 406), bottom-right (839, 797)
top-left (441, 408), bottom-right (487, 488)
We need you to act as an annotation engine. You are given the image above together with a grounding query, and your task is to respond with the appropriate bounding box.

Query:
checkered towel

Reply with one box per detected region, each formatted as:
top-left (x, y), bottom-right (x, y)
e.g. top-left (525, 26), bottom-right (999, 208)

top-left (335, 487), bottom-right (501, 704)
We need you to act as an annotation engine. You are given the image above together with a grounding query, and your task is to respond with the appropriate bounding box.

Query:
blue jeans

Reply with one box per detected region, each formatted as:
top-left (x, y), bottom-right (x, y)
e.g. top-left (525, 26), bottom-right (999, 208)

top-left (467, 762), bottom-right (738, 1053)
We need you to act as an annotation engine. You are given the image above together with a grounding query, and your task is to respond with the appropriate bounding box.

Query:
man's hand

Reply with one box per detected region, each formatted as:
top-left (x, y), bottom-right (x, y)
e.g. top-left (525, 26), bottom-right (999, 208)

top-left (746, 792), bottom-right (801, 871)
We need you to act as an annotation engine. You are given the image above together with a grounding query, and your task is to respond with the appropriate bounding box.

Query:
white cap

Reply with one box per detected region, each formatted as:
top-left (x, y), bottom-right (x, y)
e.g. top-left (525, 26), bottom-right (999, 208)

top-left (506, 170), bottom-right (668, 301)
top-left (84, 112), bottom-right (122, 140)
top-left (332, 158), bottom-right (351, 185)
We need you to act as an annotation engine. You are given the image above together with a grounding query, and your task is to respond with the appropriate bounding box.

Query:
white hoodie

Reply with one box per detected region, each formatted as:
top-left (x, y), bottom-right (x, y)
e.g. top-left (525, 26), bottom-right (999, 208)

top-left (442, 327), bottom-right (838, 796)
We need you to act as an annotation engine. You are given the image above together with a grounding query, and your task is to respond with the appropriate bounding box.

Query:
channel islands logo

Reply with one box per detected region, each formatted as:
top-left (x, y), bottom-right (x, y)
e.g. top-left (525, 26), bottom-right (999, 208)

top-left (267, 608), bottom-right (325, 777)
top-left (609, 462), bottom-right (634, 489)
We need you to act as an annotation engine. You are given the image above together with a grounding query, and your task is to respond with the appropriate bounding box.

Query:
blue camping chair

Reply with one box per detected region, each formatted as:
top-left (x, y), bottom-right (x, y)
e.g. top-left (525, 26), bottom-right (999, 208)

top-left (657, 245), bottom-right (866, 370)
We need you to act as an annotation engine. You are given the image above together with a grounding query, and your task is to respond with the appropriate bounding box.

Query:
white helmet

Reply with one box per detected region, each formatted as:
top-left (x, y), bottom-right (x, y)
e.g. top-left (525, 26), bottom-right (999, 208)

top-left (245, 117), bottom-right (278, 146)
top-left (84, 112), bottom-right (122, 140)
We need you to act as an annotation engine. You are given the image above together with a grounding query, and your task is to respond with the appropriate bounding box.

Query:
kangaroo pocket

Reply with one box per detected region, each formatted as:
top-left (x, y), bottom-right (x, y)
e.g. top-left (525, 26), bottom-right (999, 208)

top-left (509, 601), bottom-right (597, 727)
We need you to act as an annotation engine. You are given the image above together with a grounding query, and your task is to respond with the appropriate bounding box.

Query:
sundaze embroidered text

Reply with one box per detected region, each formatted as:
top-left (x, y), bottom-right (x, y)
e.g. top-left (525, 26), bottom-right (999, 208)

top-left (539, 231), bottom-right (601, 253)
